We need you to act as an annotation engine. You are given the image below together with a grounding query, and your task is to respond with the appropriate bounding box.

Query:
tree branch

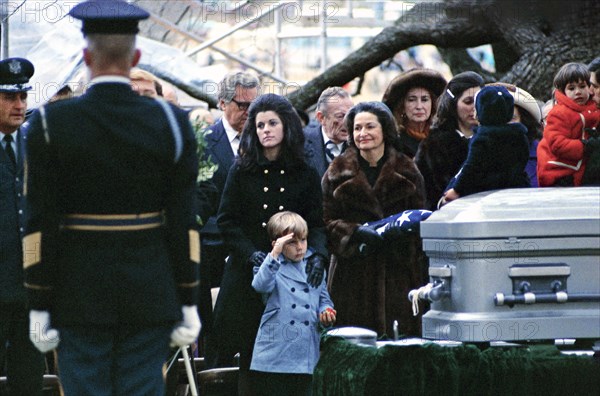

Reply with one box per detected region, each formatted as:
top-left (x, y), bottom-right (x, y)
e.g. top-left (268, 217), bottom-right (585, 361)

top-left (287, 2), bottom-right (503, 109)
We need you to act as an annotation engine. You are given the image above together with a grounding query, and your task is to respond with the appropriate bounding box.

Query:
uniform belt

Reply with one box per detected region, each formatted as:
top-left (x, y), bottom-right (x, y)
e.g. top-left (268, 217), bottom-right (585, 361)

top-left (62, 212), bottom-right (164, 231)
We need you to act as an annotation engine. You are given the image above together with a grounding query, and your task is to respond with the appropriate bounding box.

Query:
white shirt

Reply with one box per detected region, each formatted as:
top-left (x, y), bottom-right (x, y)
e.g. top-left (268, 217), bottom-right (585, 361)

top-left (222, 116), bottom-right (241, 155)
top-left (321, 127), bottom-right (344, 157)
top-left (89, 75), bottom-right (131, 86)
top-left (456, 129), bottom-right (473, 139)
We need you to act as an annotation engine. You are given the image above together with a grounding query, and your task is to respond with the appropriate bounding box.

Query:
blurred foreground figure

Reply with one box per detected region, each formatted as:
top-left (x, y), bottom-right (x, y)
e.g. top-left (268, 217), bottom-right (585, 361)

top-left (0, 56), bottom-right (45, 396)
top-left (23, 1), bottom-right (201, 395)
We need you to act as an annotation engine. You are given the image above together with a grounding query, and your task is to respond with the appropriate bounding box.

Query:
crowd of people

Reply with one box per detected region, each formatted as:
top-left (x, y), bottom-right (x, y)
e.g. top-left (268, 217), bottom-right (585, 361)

top-left (2, 1), bottom-right (600, 395)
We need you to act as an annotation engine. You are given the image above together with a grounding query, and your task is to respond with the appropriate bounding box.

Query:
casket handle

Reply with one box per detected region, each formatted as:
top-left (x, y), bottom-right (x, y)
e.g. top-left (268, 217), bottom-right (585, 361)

top-left (494, 292), bottom-right (600, 306)
top-left (408, 280), bottom-right (450, 303)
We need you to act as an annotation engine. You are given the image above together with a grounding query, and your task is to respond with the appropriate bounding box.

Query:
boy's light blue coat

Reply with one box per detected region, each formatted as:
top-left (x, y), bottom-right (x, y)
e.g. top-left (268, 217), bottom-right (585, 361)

top-left (250, 252), bottom-right (334, 374)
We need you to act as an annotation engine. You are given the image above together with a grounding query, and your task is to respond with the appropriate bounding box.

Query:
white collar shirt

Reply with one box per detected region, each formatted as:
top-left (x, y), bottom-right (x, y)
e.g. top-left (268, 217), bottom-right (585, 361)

top-left (222, 116), bottom-right (241, 155)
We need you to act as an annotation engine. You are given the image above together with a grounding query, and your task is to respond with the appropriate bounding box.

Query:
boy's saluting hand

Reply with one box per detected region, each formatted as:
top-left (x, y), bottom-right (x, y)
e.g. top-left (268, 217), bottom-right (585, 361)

top-left (270, 232), bottom-right (295, 259)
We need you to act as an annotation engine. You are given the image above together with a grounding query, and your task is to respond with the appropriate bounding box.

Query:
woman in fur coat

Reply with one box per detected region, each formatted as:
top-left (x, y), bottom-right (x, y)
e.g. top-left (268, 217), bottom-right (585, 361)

top-left (322, 101), bottom-right (426, 337)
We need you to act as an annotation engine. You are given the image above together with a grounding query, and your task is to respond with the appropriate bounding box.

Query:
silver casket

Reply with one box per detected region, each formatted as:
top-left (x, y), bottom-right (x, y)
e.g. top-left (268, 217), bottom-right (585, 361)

top-left (417, 187), bottom-right (600, 342)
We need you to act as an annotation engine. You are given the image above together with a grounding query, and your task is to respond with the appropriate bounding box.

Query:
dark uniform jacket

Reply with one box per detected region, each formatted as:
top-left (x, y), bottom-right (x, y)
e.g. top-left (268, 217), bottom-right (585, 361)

top-left (322, 146), bottom-right (426, 337)
top-left (23, 81), bottom-right (199, 326)
top-left (0, 129), bottom-right (26, 303)
top-left (211, 154), bottom-right (327, 369)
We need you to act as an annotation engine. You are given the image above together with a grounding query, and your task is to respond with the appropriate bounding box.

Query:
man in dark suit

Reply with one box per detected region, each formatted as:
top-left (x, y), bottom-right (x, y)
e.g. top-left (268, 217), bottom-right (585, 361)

top-left (23, 1), bottom-right (201, 394)
top-left (200, 71), bottom-right (259, 359)
top-left (0, 57), bottom-right (45, 396)
top-left (304, 86), bottom-right (354, 178)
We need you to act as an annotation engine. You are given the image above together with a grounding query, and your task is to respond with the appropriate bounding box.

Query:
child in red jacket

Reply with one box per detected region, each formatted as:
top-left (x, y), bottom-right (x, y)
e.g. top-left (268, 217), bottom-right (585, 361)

top-left (537, 62), bottom-right (600, 186)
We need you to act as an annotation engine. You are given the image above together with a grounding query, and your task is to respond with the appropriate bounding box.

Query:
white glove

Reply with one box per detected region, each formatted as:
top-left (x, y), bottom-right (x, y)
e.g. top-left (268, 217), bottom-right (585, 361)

top-left (29, 310), bottom-right (60, 353)
top-left (170, 305), bottom-right (201, 347)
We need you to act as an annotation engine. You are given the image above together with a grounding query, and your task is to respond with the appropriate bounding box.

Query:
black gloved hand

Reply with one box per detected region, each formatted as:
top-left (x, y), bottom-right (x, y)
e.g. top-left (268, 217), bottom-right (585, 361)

top-left (351, 226), bottom-right (384, 256)
top-left (382, 225), bottom-right (406, 242)
top-left (582, 137), bottom-right (600, 154)
top-left (306, 253), bottom-right (327, 288)
top-left (247, 251), bottom-right (267, 268)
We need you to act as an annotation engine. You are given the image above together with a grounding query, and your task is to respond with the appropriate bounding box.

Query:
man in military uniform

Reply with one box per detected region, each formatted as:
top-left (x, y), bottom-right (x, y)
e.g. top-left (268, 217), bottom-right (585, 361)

top-left (24, 1), bottom-right (201, 394)
top-left (0, 57), bottom-right (45, 396)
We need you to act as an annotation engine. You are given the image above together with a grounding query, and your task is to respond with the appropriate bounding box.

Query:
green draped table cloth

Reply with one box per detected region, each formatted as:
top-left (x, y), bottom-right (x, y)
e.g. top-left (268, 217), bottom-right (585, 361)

top-left (313, 336), bottom-right (600, 395)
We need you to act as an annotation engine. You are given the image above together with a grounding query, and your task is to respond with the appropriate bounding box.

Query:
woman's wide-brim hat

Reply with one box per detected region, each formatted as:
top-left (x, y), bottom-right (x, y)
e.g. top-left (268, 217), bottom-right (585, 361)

top-left (382, 68), bottom-right (447, 110)
top-left (486, 82), bottom-right (542, 123)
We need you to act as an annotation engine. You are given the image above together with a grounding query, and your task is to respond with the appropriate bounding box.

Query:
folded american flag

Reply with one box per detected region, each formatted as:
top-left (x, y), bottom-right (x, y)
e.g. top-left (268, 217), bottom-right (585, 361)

top-left (364, 209), bottom-right (433, 235)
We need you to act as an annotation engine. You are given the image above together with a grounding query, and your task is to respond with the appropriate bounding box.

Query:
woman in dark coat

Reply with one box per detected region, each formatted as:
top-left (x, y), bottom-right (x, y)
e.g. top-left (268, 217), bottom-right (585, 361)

top-left (414, 71), bottom-right (485, 209)
top-left (208, 94), bottom-right (327, 394)
top-left (322, 101), bottom-right (426, 338)
top-left (442, 85), bottom-right (530, 203)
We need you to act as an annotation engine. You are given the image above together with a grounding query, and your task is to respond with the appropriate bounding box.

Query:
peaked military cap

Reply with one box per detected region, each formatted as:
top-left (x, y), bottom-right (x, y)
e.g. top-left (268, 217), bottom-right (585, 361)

top-left (0, 58), bottom-right (34, 93)
top-left (69, 0), bottom-right (150, 36)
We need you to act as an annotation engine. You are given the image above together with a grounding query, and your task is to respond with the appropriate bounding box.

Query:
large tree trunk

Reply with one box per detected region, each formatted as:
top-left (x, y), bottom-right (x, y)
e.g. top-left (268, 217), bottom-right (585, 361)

top-left (287, 0), bottom-right (600, 108)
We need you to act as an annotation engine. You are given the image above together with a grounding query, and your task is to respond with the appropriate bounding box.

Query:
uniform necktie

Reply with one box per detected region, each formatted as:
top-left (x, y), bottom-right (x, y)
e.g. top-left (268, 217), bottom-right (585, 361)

top-left (3, 134), bottom-right (16, 166)
top-left (325, 140), bottom-right (337, 163)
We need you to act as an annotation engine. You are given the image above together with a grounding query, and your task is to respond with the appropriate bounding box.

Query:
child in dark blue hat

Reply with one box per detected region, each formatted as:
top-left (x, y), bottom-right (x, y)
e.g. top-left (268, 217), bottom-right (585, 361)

top-left (441, 85), bottom-right (531, 206)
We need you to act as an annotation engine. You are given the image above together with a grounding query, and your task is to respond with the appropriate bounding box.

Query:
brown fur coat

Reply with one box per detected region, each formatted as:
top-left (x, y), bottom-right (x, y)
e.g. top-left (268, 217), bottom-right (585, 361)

top-left (322, 146), bottom-right (427, 337)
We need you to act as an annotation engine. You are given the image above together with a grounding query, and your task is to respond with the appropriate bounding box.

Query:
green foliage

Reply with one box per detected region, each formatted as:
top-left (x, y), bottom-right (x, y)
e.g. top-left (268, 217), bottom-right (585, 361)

top-left (191, 115), bottom-right (218, 226)
top-left (190, 115), bottom-right (218, 183)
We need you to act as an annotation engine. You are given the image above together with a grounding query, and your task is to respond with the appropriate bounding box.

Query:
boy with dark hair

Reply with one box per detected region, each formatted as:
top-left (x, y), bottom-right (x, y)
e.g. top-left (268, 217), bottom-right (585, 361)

top-left (537, 62), bottom-right (600, 186)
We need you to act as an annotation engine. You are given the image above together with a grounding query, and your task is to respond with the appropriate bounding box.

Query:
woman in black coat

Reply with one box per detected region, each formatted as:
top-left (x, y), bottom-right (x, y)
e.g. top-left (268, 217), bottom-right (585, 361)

top-left (414, 71), bottom-right (485, 209)
top-left (207, 94), bottom-right (327, 395)
top-left (442, 85), bottom-right (530, 203)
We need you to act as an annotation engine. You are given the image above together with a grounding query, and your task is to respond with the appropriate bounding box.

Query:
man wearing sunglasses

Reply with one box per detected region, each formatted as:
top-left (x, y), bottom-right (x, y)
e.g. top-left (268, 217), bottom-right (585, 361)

top-left (200, 71), bottom-right (259, 364)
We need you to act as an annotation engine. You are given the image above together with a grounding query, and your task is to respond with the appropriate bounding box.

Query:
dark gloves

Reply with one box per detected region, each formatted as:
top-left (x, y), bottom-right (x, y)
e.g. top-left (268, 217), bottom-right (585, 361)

top-left (306, 253), bottom-right (327, 288)
top-left (582, 136), bottom-right (600, 154)
top-left (382, 225), bottom-right (406, 242)
top-left (351, 226), bottom-right (384, 256)
top-left (381, 209), bottom-right (433, 241)
top-left (247, 251), bottom-right (267, 268)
